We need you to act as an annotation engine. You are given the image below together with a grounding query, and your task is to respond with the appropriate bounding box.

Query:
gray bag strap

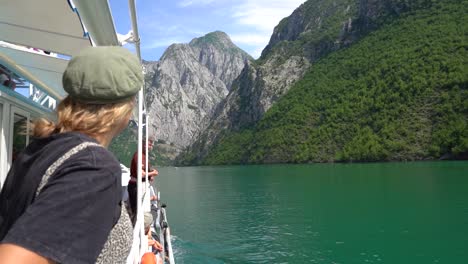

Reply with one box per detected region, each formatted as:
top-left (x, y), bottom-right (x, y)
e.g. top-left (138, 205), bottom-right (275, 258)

top-left (35, 141), bottom-right (101, 197)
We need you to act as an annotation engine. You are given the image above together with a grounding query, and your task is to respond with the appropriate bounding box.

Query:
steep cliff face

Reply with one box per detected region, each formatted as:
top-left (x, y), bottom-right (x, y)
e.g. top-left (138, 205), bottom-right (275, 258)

top-left (264, 0), bottom-right (434, 59)
top-left (179, 0), bottom-right (439, 165)
top-left (180, 0), bottom-right (359, 163)
top-left (144, 31), bottom-right (251, 153)
top-left (262, 0), bottom-right (358, 61)
top-left (189, 31), bottom-right (252, 89)
top-left (211, 55), bottom-right (311, 132)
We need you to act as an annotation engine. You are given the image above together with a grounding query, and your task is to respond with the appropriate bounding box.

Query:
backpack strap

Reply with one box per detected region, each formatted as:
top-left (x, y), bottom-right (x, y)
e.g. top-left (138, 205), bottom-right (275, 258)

top-left (35, 141), bottom-right (101, 197)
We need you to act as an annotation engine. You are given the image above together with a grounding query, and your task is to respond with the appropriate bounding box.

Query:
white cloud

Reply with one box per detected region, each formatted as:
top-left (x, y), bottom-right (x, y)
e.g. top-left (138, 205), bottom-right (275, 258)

top-left (232, 0), bottom-right (305, 32)
top-left (230, 33), bottom-right (269, 46)
top-left (137, 0), bottom-right (306, 59)
top-left (143, 39), bottom-right (186, 49)
top-left (178, 0), bottom-right (192, 7)
top-left (139, 23), bottom-right (205, 50)
top-left (230, 32), bottom-right (271, 58)
top-left (228, 0), bottom-right (305, 57)
top-left (250, 47), bottom-right (265, 59)
top-left (178, 0), bottom-right (216, 7)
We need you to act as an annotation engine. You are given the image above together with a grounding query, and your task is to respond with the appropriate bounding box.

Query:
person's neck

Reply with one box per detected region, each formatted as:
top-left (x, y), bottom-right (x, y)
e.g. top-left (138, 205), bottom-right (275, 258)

top-left (94, 133), bottom-right (114, 148)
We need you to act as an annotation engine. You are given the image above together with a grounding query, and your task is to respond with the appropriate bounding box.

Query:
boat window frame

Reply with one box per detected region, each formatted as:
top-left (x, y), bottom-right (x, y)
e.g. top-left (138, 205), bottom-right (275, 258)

top-left (0, 98), bottom-right (9, 189)
top-left (0, 87), bottom-right (53, 190)
top-left (8, 106), bottom-right (30, 168)
top-left (0, 101), bottom-right (3, 186)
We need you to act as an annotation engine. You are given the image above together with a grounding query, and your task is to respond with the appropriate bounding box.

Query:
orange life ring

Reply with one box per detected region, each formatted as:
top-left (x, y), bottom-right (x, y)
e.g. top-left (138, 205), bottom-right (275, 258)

top-left (141, 252), bottom-right (156, 264)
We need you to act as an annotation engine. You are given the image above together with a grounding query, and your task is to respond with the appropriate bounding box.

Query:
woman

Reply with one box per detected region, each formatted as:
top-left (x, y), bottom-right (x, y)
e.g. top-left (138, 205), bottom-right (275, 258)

top-left (0, 46), bottom-right (143, 264)
top-left (128, 139), bottom-right (158, 223)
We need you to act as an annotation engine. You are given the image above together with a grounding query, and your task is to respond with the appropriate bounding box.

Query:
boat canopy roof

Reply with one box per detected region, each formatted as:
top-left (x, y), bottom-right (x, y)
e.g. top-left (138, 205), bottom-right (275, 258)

top-left (0, 0), bottom-right (120, 100)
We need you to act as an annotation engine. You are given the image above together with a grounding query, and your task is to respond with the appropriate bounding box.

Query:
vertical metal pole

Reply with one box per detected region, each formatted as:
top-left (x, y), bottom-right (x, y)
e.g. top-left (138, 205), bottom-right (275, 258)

top-left (0, 102), bottom-right (10, 190)
top-left (128, 0), bottom-right (141, 60)
top-left (137, 89), bottom-right (144, 258)
top-left (145, 112), bottom-right (148, 185)
top-left (128, 0), bottom-right (144, 259)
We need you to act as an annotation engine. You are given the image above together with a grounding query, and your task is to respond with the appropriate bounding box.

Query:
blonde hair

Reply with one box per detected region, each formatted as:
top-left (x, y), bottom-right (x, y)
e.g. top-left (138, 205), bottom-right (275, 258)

top-left (32, 96), bottom-right (135, 138)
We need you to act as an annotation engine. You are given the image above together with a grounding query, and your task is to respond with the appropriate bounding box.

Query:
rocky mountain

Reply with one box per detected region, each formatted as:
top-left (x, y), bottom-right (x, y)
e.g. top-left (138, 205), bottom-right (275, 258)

top-left (178, 0), bottom-right (458, 165)
top-left (143, 31), bottom-right (251, 156)
top-left (178, 0), bottom-right (365, 164)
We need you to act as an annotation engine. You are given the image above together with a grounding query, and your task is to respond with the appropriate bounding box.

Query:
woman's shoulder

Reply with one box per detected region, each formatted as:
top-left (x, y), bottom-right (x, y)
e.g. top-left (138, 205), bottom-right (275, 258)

top-left (66, 133), bottom-right (120, 170)
top-left (38, 132), bottom-right (121, 177)
top-left (80, 145), bottom-right (121, 172)
top-left (52, 132), bottom-right (116, 160)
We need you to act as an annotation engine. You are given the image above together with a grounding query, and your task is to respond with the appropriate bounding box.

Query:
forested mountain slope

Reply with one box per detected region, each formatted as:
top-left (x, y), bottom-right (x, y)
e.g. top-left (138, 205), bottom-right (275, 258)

top-left (199, 1), bottom-right (468, 164)
top-left (179, 0), bottom-right (455, 165)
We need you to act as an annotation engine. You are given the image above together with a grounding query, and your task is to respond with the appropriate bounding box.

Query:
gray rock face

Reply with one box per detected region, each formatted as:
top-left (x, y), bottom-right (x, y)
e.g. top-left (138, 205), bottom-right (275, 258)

top-left (185, 55), bottom-right (311, 163)
top-left (210, 55), bottom-right (311, 132)
top-left (190, 31), bottom-right (252, 89)
top-left (262, 0), bottom-right (358, 60)
top-left (181, 0), bottom-right (415, 164)
top-left (183, 0), bottom-right (354, 162)
top-left (144, 31), bottom-right (251, 151)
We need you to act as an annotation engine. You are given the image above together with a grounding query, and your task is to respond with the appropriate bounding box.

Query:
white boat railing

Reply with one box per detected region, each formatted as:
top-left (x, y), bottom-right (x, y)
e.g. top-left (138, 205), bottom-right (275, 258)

top-left (161, 207), bottom-right (176, 264)
top-left (126, 0), bottom-right (175, 263)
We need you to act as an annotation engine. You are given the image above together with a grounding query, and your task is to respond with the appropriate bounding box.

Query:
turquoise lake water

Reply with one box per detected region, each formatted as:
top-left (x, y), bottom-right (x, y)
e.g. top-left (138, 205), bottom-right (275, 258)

top-left (155, 161), bottom-right (468, 263)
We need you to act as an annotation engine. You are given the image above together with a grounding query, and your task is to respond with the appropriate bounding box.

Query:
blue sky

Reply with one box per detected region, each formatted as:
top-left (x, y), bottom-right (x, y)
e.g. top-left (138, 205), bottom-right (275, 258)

top-left (108, 0), bottom-right (305, 61)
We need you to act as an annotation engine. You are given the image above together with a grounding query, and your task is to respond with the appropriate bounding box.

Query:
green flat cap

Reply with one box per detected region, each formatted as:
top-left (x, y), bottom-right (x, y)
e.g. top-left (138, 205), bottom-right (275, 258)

top-left (63, 46), bottom-right (143, 104)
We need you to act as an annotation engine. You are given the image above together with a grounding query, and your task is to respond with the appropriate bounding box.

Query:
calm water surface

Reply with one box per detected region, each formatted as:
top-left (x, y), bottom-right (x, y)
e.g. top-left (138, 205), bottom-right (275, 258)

top-left (155, 162), bottom-right (468, 263)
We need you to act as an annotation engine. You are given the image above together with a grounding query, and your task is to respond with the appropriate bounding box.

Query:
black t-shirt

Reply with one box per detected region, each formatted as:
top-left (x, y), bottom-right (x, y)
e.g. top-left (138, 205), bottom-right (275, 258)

top-left (0, 132), bottom-right (122, 264)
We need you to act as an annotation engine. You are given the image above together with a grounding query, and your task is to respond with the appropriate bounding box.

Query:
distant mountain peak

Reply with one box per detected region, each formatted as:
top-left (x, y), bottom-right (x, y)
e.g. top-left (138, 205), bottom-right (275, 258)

top-left (189, 31), bottom-right (253, 60)
top-left (141, 31), bottom-right (252, 157)
top-left (189, 31), bottom-right (232, 47)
